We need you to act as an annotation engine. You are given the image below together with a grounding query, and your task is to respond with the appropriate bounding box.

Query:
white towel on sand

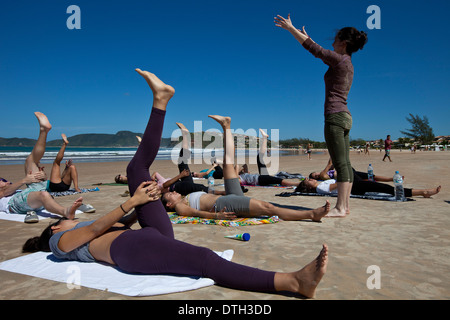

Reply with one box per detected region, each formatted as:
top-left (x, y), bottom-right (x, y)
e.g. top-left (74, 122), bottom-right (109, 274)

top-left (0, 209), bottom-right (83, 222)
top-left (0, 250), bottom-right (234, 296)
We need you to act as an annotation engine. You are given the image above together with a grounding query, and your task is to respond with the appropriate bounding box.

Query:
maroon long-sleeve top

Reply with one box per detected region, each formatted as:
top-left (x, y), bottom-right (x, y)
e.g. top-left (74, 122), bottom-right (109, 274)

top-left (302, 37), bottom-right (354, 117)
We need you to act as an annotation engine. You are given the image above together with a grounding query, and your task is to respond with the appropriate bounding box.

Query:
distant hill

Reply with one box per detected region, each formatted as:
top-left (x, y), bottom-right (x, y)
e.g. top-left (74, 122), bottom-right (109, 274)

top-left (0, 131), bottom-right (178, 148)
top-left (46, 131), bottom-right (145, 147)
top-left (0, 130), bottom-right (257, 148)
top-left (0, 137), bottom-right (38, 147)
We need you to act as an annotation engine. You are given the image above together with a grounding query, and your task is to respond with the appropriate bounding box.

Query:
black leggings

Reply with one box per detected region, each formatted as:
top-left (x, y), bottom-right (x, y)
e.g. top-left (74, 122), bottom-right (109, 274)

top-left (258, 175), bottom-right (283, 186)
top-left (257, 153), bottom-right (269, 175)
top-left (351, 180), bottom-right (412, 197)
top-left (256, 154), bottom-right (283, 186)
top-left (109, 108), bottom-right (275, 292)
top-left (170, 149), bottom-right (208, 195)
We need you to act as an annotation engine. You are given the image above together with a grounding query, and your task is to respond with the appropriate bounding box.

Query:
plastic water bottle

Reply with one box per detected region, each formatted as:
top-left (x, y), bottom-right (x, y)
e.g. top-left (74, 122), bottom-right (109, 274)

top-left (393, 171), bottom-right (405, 202)
top-left (208, 176), bottom-right (215, 194)
top-left (367, 164), bottom-right (374, 182)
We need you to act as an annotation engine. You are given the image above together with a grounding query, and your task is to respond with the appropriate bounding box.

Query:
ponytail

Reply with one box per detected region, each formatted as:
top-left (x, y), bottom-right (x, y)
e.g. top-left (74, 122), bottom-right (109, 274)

top-left (22, 236), bottom-right (50, 253)
top-left (22, 220), bottom-right (61, 253)
top-left (336, 27), bottom-right (368, 55)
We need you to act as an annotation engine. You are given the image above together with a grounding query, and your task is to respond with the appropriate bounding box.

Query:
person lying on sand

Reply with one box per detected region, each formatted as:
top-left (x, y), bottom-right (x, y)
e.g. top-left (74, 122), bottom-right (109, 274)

top-left (162, 114), bottom-right (330, 222)
top-left (23, 68), bottom-right (328, 299)
top-left (151, 122), bottom-right (226, 196)
top-left (0, 112), bottom-right (87, 223)
top-left (297, 177), bottom-right (441, 217)
top-left (47, 134), bottom-right (82, 193)
top-left (309, 158), bottom-right (396, 182)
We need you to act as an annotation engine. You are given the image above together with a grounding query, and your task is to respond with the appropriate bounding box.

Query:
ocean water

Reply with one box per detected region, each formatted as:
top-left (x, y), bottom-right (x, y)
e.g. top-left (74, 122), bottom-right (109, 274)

top-left (0, 146), bottom-right (300, 166)
top-left (0, 146), bottom-right (167, 165)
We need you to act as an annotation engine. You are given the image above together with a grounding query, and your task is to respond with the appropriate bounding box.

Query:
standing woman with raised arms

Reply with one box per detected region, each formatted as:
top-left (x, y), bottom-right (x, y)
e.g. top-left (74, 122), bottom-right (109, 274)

top-left (274, 14), bottom-right (368, 217)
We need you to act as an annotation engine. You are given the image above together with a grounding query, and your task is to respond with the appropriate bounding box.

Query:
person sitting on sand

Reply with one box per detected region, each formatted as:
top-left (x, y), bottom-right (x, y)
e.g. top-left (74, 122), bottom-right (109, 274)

top-left (0, 112), bottom-right (87, 223)
top-left (309, 158), bottom-right (398, 182)
top-left (22, 68), bottom-right (328, 299)
top-left (162, 114), bottom-right (330, 222)
top-left (297, 177), bottom-right (441, 216)
top-left (47, 134), bottom-right (82, 193)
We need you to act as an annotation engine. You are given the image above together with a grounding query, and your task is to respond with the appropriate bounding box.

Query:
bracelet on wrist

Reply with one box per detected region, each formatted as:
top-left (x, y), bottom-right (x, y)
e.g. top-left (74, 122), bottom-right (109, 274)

top-left (120, 204), bottom-right (128, 214)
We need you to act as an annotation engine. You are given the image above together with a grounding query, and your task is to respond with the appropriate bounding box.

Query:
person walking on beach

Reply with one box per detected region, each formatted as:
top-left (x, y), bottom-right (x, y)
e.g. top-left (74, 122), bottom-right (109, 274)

top-left (23, 68), bottom-right (329, 299)
top-left (274, 14), bottom-right (368, 217)
top-left (306, 143), bottom-right (313, 160)
top-left (383, 134), bottom-right (393, 162)
top-left (364, 142), bottom-right (370, 156)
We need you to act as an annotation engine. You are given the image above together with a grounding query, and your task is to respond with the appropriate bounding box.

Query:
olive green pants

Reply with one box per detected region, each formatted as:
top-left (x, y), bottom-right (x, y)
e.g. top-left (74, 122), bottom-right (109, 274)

top-left (324, 112), bottom-right (354, 183)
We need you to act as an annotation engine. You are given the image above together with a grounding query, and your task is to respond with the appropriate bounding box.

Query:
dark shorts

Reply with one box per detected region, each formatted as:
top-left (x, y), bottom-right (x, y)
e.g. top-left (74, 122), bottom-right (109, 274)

top-left (48, 181), bottom-right (71, 192)
top-left (217, 178), bottom-right (250, 214)
top-left (258, 175), bottom-right (283, 186)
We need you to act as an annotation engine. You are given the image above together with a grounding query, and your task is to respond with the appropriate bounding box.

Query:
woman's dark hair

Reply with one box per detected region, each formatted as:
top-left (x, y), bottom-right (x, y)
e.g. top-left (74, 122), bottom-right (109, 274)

top-left (22, 218), bottom-right (67, 253)
top-left (160, 194), bottom-right (173, 212)
top-left (115, 174), bottom-right (127, 184)
top-left (336, 27), bottom-right (368, 55)
top-left (295, 180), bottom-right (317, 193)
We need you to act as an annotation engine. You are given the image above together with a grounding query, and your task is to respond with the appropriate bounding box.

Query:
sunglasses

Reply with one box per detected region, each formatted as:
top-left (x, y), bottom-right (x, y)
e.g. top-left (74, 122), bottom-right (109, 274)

top-left (0, 178), bottom-right (8, 183)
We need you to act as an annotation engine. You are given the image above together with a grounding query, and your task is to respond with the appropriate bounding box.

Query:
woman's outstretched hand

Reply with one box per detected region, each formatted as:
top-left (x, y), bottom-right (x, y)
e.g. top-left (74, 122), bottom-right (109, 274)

top-left (274, 14), bottom-right (295, 31)
top-left (132, 181), bottom-right (161, 205)
top-left (274, 14), bottom-right (309, 44)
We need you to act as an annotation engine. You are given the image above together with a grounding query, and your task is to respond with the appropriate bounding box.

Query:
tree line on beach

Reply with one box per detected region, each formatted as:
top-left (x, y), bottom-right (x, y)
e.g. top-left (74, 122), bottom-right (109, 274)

top-left (280, 114), bottom-right (447, 149)
top-left (1, 114), bottom-right (446, 149)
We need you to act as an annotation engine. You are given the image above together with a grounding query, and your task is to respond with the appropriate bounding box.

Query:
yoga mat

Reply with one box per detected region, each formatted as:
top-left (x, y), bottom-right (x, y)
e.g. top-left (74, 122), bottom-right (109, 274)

top-left (0, 250), bottom-right (234, 297)
top-left (0, 209), bottom-right (83, 222)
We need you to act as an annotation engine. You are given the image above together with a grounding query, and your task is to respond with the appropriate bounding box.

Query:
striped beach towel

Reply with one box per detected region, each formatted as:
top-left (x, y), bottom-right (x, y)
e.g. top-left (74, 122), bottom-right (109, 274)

top-left (168, 213), bottom-right (280, 227)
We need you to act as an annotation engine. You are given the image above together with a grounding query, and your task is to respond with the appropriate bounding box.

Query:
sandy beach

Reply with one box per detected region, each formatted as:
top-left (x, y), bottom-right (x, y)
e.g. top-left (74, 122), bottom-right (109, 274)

top-left (0, 149), bottom-right (449, 300)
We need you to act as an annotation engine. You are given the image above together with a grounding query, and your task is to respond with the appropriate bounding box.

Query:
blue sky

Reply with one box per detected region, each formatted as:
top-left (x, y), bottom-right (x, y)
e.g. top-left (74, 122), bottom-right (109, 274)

top-left (1, 0), bottom-right (449, 142)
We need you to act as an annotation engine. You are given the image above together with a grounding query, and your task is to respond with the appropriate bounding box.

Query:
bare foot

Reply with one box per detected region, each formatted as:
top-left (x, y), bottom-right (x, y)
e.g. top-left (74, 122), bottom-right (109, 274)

top-left (259, 128), bottom-right (269, 139)
top-left (135, 68), bottom-right (175, 104)
top-left (64, 197), bottom-right (83, 220)
top-left (423, 185), bottom-right (441, 198)
top-left (208, 115), bottom-right (231, 129)
top-left (325, 206), bottom-right (347, 218)
top-left (311, 200), bottom-right (331, 222)
top-left (176, 122), bottom-right (189, 133)
top-left (294, 244), bottom-right (328, 298)
top-left (34, 112), bottom-right (52, 132)
top-left (61, 134), bottom-right (69, 145)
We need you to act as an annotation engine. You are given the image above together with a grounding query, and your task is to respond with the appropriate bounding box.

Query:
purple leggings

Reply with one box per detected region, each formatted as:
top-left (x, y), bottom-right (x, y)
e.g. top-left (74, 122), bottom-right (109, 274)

top-left (110, 108), bottom-right (275, 292)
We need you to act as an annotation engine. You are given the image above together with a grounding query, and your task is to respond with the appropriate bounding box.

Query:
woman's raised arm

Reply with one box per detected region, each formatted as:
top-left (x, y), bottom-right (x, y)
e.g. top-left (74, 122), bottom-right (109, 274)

top-left (274, 14), bottom-right (309, 44)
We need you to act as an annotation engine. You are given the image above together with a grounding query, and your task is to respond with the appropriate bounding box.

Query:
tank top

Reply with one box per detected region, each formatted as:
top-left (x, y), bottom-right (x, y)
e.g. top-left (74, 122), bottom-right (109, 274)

top-left (49, 221), bottom-right (96, 262)
top-left (186, 191), bottom-right (206, 210)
